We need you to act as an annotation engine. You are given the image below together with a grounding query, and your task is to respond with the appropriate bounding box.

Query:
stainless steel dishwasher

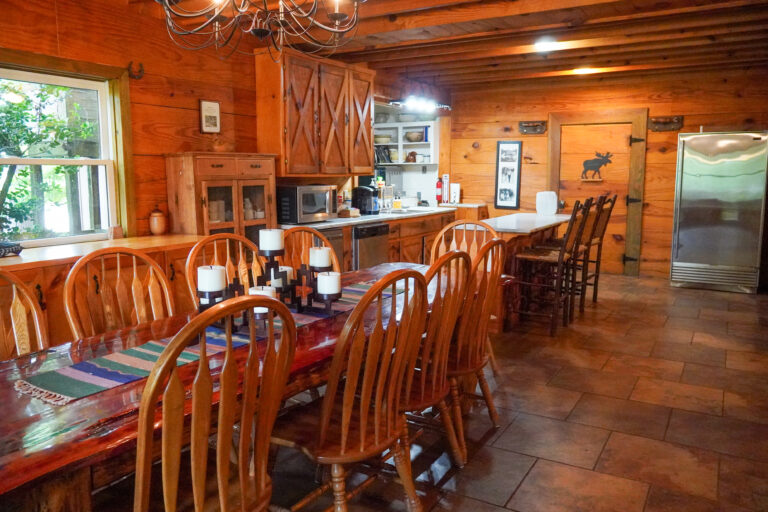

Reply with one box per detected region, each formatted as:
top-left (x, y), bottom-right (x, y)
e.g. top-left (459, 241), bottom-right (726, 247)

top-left (322, 228), bottom-right (344, 269)
top-left (353, 223), bottom-right (390, 270)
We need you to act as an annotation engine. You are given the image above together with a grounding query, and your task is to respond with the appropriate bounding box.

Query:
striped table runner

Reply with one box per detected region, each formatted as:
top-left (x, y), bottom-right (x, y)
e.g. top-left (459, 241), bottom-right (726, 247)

top-left (16, 281), bottom-right (396, 406)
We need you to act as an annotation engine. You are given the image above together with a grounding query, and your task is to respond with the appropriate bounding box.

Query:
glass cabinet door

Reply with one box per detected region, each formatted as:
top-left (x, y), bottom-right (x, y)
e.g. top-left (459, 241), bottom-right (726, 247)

top-left (202, 180), bottom-right (237, 235)
top-left (239, 179), bottom-right (273, 244)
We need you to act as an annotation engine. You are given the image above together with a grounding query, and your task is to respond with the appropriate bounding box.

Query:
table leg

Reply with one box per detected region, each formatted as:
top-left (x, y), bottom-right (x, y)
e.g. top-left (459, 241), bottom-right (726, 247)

top-left (4, 466), bottom-right (92, 512)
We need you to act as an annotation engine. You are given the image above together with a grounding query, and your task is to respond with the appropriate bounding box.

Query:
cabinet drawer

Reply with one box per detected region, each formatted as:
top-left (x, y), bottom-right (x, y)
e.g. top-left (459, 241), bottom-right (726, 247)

top-left (237, 158), bottom-right (274, 177)
top-left (196, 157), bottom-right (237, 177)
top-left (400, 215), bottom-right (443, 238)
top-left (388, 223), bottom-right (401, 239)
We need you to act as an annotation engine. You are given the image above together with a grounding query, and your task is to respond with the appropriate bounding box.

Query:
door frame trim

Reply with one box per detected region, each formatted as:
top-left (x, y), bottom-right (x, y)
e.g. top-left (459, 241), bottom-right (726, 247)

top-left (547, 108), bottom-right (648, 276)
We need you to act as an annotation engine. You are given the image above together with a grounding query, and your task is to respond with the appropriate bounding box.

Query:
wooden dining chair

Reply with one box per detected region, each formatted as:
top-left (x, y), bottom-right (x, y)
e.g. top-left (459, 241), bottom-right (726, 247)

top-left (403, 250), bottom-right (471, 467)
top-left (430, 219), bottom-right (506, 374)
top-left (64, 247), bottom-right (175, 340)
top-left (271, 269), bottom-right (428, 512)
top-left (0, 270), bottom-right (48, 359)
top-left (430, 219), bottom-right (498, 264)
top-left (134, 295), bottom-right (296, 512)
top-left (282, 226), bottom-right (341, 272)
top-left (185, 233), bottom-right (265, 307)
top-left (448, 238), bottom-right (506, 461)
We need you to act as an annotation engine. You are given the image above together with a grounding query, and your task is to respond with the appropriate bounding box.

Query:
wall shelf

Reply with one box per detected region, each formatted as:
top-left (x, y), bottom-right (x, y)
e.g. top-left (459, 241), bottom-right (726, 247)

top-left (373, 120), bottom-right (438, 166)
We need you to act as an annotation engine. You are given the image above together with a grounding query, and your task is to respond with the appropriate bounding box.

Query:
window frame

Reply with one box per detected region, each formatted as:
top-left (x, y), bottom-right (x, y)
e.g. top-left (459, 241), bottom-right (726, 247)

top-left (0, 48), bottom-right (136, 242)
top-left (0, 68), bottom-right (119, 248)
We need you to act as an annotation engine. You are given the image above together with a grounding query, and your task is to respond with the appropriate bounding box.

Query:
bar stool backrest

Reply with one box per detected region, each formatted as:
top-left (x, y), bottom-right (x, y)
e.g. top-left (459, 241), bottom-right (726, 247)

top-left (557, 200), bottom-right (585, 261)
top-left (579, 195), bottom-right (606, 249)
top-left (593, 194), bottom-right (618, 243)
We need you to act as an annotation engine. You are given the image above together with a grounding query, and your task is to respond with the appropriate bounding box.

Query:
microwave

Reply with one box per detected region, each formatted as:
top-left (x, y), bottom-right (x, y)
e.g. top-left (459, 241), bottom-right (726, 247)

top-left (277, 185), bottom-right (338, 224)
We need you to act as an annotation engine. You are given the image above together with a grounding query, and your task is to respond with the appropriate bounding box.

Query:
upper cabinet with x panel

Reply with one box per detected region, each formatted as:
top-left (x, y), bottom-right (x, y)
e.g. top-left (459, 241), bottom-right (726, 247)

top-left (255, 49), bottom-right (375, 177)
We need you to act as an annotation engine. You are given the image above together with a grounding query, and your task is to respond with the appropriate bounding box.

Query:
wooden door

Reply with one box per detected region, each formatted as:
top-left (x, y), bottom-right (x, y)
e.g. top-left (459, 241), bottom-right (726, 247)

top-left (285, 55), bottom-right (319, 174)
top-left (319, 63), bottom-right (349, 174)
top-left (559, 123), bottom-right (631, 274)
top-left (348, 69), bottom-right (374, 174)
top-left (201, 180), bottom-right (238, 235)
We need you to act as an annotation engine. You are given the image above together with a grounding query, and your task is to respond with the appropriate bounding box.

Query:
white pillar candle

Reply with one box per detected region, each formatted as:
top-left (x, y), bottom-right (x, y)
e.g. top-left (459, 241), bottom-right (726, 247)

top-left (309, 246), bottom-right (332, 268)
top-left (197, 265), bottom-right (227, 292)
top-left (259, 229), bottom-right (284, 251)
top-left (249, 285), bottom-right (277, 313)
top-left (317, 272), bottom-right (341, 295)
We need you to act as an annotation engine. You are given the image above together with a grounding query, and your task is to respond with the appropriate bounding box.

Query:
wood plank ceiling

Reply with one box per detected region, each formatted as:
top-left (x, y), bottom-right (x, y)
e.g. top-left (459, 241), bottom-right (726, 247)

top-left (131, 0), bottom-right (768, 92)
top-left (331, 0), bottom-right (768, 92)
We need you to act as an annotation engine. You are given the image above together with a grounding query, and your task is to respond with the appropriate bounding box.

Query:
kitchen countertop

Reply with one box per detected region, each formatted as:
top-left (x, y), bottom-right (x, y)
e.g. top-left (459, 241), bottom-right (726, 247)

top-left (279, 207), bottom-right (456, 231)
top-left (484, 213), bottom-right (571, 234)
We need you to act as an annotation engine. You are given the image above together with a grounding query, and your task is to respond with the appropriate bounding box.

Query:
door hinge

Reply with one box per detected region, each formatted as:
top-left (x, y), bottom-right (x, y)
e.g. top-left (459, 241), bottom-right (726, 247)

top-left (623, 254), bottom-right (638, 264)
top-left (626, 195), bottom-right (642, 206)
top-left (629, 135), bottom-right (645, 146)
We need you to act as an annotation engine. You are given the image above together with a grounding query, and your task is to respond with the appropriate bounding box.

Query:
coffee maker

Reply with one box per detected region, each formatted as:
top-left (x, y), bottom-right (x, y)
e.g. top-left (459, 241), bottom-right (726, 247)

top-left (351, 186), bottom-right (380, 215)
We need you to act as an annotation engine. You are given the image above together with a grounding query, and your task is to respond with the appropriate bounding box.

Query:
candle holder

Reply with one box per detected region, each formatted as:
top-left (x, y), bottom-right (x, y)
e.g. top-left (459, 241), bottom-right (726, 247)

top-left (313, 291), bottom-right (342, 315)
top-left (289, 264), bottom-right (335, 313)
top-left (197, 289), bottom-right (226, 313)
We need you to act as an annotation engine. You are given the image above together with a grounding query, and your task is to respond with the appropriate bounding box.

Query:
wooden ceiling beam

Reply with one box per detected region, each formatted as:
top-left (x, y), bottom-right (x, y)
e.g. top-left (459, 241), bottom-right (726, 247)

top-left (403, 35), bottom-right (768, 79)
top-left (430, 47), bottom-right (768, 84)
top-left (338, 0), bottom-right (767, 53)
top-left (352, 6), bottom-right (768, 65)
top-left (436, 53), bottom-right (768, 85)
top-left (448, 61), bottom-right (767, 91)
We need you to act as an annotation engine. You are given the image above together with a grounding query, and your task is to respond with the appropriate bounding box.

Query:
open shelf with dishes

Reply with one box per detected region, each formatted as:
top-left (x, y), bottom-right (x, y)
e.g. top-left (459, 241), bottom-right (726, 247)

top-left (373, 120), bottom-right (438, 166)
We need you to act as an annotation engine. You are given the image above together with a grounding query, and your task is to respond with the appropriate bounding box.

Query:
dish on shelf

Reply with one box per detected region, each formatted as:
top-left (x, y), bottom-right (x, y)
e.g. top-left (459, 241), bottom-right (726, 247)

top-left (404, 131), bottom-right (424, 142)
top-left (398, 114), bottom-right (417, 122)
top-left (374, 135), bottom-right (392, 144)
top-left (374, 113), bottom-right (389, 123)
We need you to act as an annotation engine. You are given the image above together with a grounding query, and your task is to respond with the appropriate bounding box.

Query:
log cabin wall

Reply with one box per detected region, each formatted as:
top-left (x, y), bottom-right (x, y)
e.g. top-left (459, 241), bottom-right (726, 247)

top-left (449, 66), bottom-right (768, 277)
top-left (0, 0), bottom-right (259, 236)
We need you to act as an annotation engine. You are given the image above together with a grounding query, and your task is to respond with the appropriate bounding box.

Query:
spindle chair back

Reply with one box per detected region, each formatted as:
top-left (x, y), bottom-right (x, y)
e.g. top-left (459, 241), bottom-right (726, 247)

top-left (319, 268), bottom-right (427, 459)
top-left (185, 233), bottom-right (265, 307)
top-left (0, 270), bottom-right (48, 359)
top-left (64, 248), bottom-right (175, 340)
top-left (133, 295), bottom-right (296, 512)
top-left (409, 250), bottom-right (471, 409)
top-left (282, 226), bottom-right (341, 272)
top-left (430, 220), bottom-right (499, 264)
top-left (451, 238), bottom-right (506, 375)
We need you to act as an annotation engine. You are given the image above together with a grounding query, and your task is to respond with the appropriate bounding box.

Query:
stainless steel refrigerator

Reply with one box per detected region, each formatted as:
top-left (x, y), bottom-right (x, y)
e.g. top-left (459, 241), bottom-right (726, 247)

top-left (671, 131), bottom-right (768, 293)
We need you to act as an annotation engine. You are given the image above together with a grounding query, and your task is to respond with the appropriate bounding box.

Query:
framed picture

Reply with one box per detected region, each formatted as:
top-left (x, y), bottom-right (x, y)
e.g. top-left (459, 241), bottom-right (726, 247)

top-left (494, 140), bottom-right (522, 209)
top-left (200, 100), bottom-right (221, 133)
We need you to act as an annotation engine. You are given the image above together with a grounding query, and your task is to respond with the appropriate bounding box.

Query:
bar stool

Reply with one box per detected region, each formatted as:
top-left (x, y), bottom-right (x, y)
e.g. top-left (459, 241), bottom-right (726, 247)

top-left (511, 200), bottom-right (591, 336)
top-left (585, 194), bottom-right (618, 303)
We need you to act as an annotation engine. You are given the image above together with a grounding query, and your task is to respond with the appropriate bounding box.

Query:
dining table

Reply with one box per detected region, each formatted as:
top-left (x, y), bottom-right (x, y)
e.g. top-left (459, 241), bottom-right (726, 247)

top-left (0, 262), bottom-right (427, 512)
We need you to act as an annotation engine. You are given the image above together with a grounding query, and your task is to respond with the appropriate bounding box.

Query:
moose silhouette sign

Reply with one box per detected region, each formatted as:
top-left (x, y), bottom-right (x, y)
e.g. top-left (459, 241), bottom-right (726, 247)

top-left (581, 152), bottom-right (613, 180)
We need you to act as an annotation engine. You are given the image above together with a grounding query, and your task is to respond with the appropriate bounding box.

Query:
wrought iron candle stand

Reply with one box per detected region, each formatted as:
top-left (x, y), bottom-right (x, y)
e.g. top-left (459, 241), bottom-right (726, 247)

top-left (290, 263), bottom-right (341, 314)
top-left (256, 248), bottom-right (293, 300)
top-left (197, 276), bottom-right (248, 329)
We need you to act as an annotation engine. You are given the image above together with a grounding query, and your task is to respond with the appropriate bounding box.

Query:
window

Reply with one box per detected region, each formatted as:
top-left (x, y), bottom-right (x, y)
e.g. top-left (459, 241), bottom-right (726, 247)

top-left (0, 68), bottom-right (117, 247)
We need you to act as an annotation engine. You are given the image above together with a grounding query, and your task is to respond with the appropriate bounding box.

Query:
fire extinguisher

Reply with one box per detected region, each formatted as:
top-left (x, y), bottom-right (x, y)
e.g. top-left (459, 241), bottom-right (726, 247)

top-left (435, 177), bottom-right (443, 204)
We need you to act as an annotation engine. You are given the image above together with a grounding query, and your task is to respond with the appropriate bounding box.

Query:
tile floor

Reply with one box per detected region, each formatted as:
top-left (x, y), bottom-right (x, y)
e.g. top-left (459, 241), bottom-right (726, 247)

top-left (270, 274), bottom-right (768, 511)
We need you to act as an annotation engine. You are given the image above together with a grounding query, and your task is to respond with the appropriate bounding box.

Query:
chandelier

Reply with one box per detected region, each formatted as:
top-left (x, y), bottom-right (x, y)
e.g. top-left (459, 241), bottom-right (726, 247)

top-left (155, 0), bottom-right (364, 58)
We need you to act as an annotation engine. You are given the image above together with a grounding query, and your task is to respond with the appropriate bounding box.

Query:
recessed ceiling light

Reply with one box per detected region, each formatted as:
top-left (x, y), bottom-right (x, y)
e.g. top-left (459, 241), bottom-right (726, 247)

top-left (534, 38), bottom-right (565, 52)
top-left (572, 67), bottom-right (600, 75)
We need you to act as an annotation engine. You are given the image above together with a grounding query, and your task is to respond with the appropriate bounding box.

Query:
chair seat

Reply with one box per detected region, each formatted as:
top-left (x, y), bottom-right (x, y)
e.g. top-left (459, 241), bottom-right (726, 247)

top-left (271, 395), bottom-right (406, 465)
top-left (516, 247), bottom-right (570, 263)
top-left (403, 368), bottom-right (450, 412)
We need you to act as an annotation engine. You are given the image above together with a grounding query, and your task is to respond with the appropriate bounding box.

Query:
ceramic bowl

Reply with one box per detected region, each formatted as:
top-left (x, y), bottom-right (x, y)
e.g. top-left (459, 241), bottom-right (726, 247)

top-left (374, 135), bottom-right (392, 144)
top-left (404, 131), bottom-right (424, 142)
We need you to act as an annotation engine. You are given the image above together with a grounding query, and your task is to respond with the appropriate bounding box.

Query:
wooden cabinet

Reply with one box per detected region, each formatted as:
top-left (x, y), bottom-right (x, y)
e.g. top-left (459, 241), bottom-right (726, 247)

top-left (255, 49), bottom-right (374, 177)
top-left (165, 152), bottom-right (276, 245)
top-left (387, 212), bottom-right (456, 265)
